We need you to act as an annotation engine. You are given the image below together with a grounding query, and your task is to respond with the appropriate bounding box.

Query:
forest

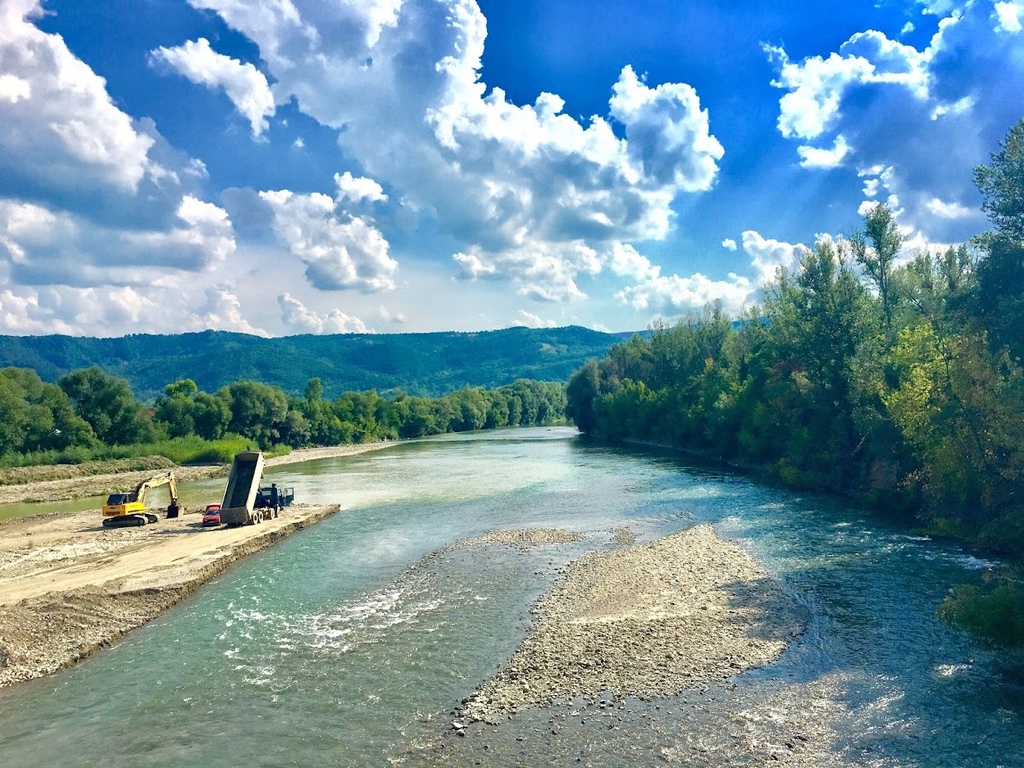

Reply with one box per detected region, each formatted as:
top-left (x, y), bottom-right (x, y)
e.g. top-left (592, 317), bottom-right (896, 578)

top-left (0, 366), bottom-right (566, 467)
top-left (566, 119), bottom-right (1024, 647)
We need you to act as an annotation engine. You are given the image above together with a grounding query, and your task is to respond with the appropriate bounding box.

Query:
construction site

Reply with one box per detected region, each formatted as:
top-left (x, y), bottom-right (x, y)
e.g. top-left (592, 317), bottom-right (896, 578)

top-left (0, 443), bottom-right (391, 690)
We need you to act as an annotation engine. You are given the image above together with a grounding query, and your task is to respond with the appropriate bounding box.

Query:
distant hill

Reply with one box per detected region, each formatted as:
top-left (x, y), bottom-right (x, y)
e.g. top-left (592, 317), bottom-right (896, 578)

top-left (0, 326), bottom-right (638, 401)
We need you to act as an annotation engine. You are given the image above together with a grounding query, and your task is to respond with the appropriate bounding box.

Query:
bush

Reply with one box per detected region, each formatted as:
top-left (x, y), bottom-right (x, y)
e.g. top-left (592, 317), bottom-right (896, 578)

top-left (939, 576), bottom-right (1024, 648)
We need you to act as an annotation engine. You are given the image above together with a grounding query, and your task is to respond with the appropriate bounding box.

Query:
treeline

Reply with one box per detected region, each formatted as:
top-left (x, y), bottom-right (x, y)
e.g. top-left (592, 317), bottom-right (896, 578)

top-left (0, 365), bottom-right (566, 465)
top-left (566, 120), bottom-right (1024, 646)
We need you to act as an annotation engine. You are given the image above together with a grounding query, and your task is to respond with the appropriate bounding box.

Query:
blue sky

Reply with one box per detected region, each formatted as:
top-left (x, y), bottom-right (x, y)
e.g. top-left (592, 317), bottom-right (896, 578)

top-left (0, 0), bottom-right (1021, 337)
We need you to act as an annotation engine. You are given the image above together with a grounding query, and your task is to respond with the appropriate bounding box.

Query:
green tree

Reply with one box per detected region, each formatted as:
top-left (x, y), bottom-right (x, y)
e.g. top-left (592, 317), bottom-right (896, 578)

top-left (972, 118), bottom-right (1024, 360)
top-left (851, 203), bottom-right (903, 337)
top-left (58, 366), bottom-right (155, 446)
top-left (220, 380), bottom-right (289, 447)
top-left (565, 360), bottom-right (601, 434)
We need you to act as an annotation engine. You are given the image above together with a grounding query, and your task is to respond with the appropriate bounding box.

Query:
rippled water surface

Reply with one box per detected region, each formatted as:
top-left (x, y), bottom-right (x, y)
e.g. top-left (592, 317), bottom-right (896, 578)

top-left (0, 428), bottom-right (1020, 766)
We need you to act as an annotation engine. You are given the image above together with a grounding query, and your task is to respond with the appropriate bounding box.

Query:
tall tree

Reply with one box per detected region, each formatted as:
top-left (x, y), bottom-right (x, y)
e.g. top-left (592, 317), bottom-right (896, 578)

top-left (58, 366), bottom-right (155, 446)
top-left (972, 118), bottom-right (1024, 360)
top-left (851, 203), bottom-right (903, 337)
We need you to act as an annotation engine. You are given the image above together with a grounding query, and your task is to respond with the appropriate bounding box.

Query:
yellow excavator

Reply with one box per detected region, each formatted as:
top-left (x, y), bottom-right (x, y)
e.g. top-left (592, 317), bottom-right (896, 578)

top-left (102, 471), bottom-right (181, 528)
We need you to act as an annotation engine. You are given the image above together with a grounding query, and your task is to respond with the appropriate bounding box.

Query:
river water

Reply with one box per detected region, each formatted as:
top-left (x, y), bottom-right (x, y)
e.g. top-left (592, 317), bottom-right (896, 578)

top-left (0, 428), bottom-right (1021, 766)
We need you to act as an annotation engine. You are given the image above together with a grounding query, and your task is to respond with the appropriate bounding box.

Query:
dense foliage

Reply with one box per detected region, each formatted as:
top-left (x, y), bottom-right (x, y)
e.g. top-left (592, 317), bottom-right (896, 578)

top-left (0, 366), bottom-right (566, 467)
top-left (566, 119), bottom-right (1024, 646)
top-left (0, 325), bottom-right (629, 401)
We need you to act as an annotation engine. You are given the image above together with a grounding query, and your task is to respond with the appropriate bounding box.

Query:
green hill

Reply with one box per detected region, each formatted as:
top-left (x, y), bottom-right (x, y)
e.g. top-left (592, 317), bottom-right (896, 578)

top-left (0, 326), bottom-right (635, 401)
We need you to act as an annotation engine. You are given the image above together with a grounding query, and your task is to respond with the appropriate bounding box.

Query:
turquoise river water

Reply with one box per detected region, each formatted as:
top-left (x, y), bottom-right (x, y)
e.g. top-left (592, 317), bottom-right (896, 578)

top-left (0, 428), bottom-right (1021, 766)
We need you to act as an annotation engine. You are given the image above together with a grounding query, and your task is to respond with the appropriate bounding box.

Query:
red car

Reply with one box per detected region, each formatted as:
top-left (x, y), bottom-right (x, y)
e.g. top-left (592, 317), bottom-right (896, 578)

top-left (201, 503), bottom-right (222, 527)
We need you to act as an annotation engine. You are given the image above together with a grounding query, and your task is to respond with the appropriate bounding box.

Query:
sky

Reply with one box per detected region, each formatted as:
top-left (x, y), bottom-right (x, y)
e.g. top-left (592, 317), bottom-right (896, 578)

top-left (0, 0), bottom-right (1021, 338)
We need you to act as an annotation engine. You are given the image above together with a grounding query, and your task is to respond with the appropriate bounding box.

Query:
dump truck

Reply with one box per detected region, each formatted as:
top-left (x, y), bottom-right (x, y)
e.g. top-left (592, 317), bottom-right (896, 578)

top-left (102, 471), bottom-right (181, 527)
top-left (218, 451), bottom-right (273, 526)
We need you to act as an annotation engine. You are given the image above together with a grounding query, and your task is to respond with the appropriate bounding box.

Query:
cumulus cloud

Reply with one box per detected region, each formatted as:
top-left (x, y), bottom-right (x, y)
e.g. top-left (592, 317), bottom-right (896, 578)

top-left (259, 188), bottom-right (397, 292)
top-left (185, 0), bottom-right (723, 304)
top-left (609, 242), bottom-right (754, 317)
top-left (0, 0), bottom-right (239, 311)
top-left (767, 2), bottom-right (1019, 243)
top-left (741, 230), bottom-right (809, 286)
top-left (0, 283), bottom-right (188, 337)
top-left (0, 195), bottom-right (235, 287)
top-left (150, 38), bottom-right (276, 137)
top-left (721, 238), bottom-right (737, 251)
top-left (766, 31), bottom-right (929, 144)
top-left (514, 310), bottom-right (558, 328)
top-left (797, 135), bottom-right (851, 168)
top-left (993, 1), bottom-right (1024, 32)
top-left (334, 171), bottom-right (387, 204)
top-left (925, 197), bottom-right (974, 218)
top-left (0, 0), bottom-right (156, 196)
top-left (277, 292), bottom-right (370, 333)
top-left (195, 286), bottom-right (269, 336)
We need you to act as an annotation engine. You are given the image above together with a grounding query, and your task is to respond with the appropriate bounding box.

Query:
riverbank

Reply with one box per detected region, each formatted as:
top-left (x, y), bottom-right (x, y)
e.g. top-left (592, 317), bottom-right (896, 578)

top-left (0, 503), bottom-right (342, 689)
top-left (0, 442), bottom-right (396, 506)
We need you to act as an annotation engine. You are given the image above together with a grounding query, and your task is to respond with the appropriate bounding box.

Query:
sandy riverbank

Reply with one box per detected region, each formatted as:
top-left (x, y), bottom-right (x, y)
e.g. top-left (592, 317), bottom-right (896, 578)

top-left (0, 503), bottom-right (341, 689)
top-left (0, 443), bottom-right (400, 690)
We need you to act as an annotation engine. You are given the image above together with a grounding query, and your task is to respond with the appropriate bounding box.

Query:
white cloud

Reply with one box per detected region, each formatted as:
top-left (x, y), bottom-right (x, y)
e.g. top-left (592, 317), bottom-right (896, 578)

top-left (797, 134), bottom-right (851, 168)
top-left (0, 195), bottom-right (235, 287)
top-left (150, 38), bottom-right (276, 137)
top-left (610, 243), bottom-right (754, 316)
top-left (721, 238), bottom-right (737, 251)
top-left (918, 1), bottom-right (961, 14)
top-left (925, 197), bottom-right (973, 218)
top-left (378, 304), bottom-right (406, 325)
top-left (513, 310), bottom-right (558, 328)
top-left (767, 31), bottom-right (930, 143)
top-left (741, 230), bottom-right (809, 286)
top-left (195, 286), bottom-right (269, 336)
top-left (277, 292), bottom-right (370, 333)
top-left (0, 0), bottom-right (157, 194)
top-left (994, 1), bottom-right (1024, 32)
top-left (259, 188), bottom-right (397, 292)
top-left (186, 0), bottom-right (723, 306)
top-left (334, 171), bottom-right (387, 204)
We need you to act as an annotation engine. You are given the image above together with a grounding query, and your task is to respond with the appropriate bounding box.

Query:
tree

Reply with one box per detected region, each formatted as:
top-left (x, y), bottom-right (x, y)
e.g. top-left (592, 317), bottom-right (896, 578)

top-left (220, 380), bottom-right (289, 447)
top-left (565, 360), bottom-right (601, 434)
top-left (58, 366), bottom-right (155, 446)
top-left (974, 117), bottom-right (1024, 241)
top-left (851, 203), bottom-right (903, 337)
top-left (972, 118), bottom-right (1024, 360)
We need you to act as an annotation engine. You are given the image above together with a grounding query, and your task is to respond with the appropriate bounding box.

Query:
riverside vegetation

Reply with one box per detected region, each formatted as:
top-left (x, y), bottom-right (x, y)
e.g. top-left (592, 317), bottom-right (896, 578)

top-left (0, 368), bottom-right (566, 476)
top-left (566, 119), bottom-right (1024, 648)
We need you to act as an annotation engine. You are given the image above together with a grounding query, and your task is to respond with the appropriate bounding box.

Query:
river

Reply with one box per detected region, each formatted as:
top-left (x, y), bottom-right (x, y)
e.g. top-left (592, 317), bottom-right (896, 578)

top-left (0, 428), bottom-right (1020, 766)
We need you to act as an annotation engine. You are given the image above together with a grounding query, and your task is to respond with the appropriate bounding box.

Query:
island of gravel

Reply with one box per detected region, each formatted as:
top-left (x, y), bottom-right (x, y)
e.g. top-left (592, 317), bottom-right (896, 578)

top-left (457, 524), bottom-right (804, 724)
top-left (0, 443), bottom-right (394, 690)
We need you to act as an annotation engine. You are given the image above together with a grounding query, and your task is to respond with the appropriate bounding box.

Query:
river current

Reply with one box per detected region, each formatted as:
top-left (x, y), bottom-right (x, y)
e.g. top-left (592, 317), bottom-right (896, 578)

top-left (0, 428), bottom-right (1020, 766)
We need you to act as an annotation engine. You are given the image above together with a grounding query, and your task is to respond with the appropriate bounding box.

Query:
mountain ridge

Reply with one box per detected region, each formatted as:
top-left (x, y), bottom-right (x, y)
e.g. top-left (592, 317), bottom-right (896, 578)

top-left (0, 326), bottom-right (639, 401)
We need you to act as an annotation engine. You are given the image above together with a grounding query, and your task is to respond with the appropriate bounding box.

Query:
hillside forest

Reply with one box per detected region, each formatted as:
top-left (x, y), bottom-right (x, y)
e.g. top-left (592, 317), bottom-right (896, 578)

top-left (565, 119), bottom-right (1024, 647)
